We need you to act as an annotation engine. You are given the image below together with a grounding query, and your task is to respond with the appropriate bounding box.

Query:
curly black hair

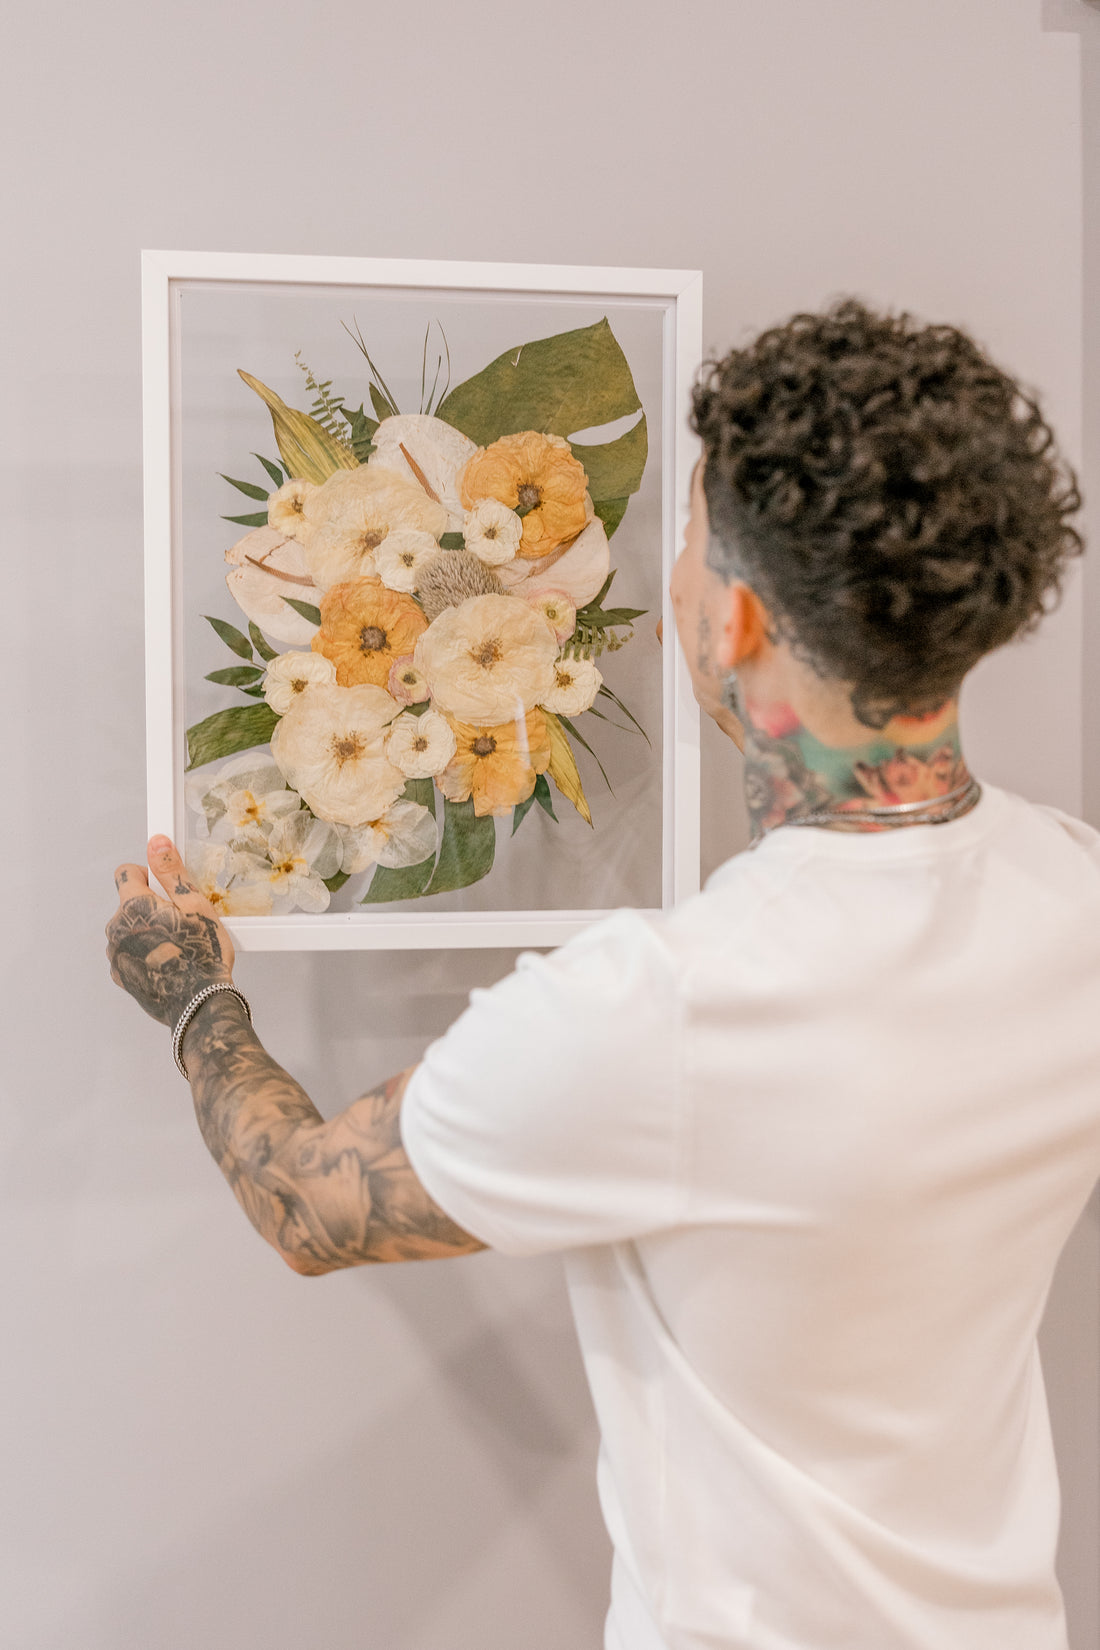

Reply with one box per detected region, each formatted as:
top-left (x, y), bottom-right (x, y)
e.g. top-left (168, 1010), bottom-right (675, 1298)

top-left (690, 297), bottom-right (1084, 726)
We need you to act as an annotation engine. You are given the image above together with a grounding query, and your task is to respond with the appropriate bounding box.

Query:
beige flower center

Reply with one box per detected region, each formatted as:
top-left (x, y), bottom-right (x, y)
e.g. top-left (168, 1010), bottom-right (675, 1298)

top-left (413, 734), bottom-right (429, 753)
top-left (472, 735), bottom-right (497, 758)
top-left (290, 677), bottom-right (308, 694)
top-left (290, 495), bottom-right (304, 516)
top-left (483, 525), bottom-right (499, 540)
top-left (401, 670), bottom-right (419, 687)
top-left (358, 529), bottom-right (386, 554)
top-left (400, 551), bottom-right (416, 567)
top-left (472, 637), bottom-right (503, 669)
top-left (332, 733), bottom-right (366, 765)
top-left (555, 667), bottom-right (575, 689)
top-left (517, 482), bottom-right (541, 513)
top-left (359, 625), bottom-right (388, 654)
top-left (273, 855), bottom-right (299, 876)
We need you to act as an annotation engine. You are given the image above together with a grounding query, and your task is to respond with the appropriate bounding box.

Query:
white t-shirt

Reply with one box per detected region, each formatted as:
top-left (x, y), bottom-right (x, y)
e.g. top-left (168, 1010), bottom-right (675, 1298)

top-left (401, 783), bottom-right (1100, 1650)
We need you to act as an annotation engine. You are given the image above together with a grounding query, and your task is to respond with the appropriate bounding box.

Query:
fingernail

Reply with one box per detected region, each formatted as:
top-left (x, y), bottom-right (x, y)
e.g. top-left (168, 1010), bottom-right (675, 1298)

top-left (150, 837), bottom-right (172, 856)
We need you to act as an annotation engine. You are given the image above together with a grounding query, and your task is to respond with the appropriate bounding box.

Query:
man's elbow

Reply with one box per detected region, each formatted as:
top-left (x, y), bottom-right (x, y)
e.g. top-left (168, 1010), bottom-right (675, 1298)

top-left (279, 1245), bottom-right (336, 1278)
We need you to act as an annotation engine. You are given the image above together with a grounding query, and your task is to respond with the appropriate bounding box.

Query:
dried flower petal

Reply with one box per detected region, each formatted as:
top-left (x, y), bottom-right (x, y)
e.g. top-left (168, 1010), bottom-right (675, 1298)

top-left (413, 593), bottom-right (558, 727)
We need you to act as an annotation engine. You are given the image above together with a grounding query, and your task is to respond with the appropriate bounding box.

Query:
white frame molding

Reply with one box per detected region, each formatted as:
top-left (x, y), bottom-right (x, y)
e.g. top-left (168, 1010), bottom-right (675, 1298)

top-left (142, 250), bottom-right (702, 950)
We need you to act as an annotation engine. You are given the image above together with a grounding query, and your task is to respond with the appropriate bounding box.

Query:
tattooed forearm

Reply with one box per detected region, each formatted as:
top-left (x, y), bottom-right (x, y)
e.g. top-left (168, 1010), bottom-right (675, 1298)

top-left (184, 996), bottom-right (484, 1274)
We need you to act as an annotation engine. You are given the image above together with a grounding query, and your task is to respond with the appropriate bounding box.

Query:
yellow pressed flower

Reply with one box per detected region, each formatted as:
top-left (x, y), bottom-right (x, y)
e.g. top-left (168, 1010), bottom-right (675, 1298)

top-left (459, 431), bottom-right (589, 560)
top-left (311, 577), bottom-right (429, 688)
top-left (436, 709), bottom-right (551, 818)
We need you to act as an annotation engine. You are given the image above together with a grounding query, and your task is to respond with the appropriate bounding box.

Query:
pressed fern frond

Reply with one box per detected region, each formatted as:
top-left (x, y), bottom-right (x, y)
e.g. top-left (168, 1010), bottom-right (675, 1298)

top-left (294, 351), bottom-right (352, 443)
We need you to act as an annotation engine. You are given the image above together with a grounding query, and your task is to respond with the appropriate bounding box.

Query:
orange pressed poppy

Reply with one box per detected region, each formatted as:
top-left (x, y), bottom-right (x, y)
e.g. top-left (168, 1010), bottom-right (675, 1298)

top-left (311, 577), bottom-right (428, 687)
top-left (436, 708), bottom-right (552, 817)
top-left (459, 431), bottom-right (589, 560)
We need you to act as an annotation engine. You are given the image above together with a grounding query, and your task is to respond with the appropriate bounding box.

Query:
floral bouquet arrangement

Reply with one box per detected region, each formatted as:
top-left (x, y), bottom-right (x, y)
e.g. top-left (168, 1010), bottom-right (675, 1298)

top-left (184, 317), bottom-right (650, 914)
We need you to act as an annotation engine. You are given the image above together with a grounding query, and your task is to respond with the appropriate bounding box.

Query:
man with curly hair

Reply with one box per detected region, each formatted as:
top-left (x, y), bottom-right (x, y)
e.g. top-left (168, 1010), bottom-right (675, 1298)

top-left (107, 298), bottom-right (1099, 1650)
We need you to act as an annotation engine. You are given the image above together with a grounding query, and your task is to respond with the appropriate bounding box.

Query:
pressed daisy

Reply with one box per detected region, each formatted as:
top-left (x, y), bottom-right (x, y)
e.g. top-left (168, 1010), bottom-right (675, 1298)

top-left (368, 414), bottom-right (479, 533)
top-left (462, 498), bottom-right (523, 567)
top-left (459, 431), bottom-right (589, 560)
top-left (524, 588), bottom-right (576, 644)
top-left (413, 592), bottom-right (558, 727)
top-left (184, 840), bottom-right (274, 916)
top-left (261, 812), bottom-right (342, 912)
top-left (387, 655), bottom-right (430, 706)
top-left (301, 467), bottom-right (447, 590)
top-left (437, 708), bottom-right (552, 818)
top-left (266, 476), bottom-right (318, 542)
top-left (337, 800), bottom-right (438, 874)
top-left (262, 649), bottom-right (337, 715)
top-left (270, 682), bottom-right (406, 827)
top-left (373, 529), bottom-right (440, 594)
top-left (311, 577), bottom-right (429, 688)
top-left (224, 526), bottom-right (320, 645)
top-left (385, 709), bottom-right (457, 779)
top-left (541, 654), bottom-right (602, 716)
top-left (186, 754), bottom-right (302, 839)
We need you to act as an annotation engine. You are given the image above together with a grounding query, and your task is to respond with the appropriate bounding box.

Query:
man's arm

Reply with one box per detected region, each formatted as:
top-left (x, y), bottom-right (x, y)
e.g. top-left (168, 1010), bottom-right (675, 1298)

top-left (106, 838), bottom-right (485, 1275)
top-left (184, 996), bottom-right (484, 1274)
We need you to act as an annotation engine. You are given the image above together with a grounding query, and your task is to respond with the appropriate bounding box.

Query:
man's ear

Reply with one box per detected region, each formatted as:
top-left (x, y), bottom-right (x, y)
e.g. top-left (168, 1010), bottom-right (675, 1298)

top-left (716, 582), bottom-right (772, 670)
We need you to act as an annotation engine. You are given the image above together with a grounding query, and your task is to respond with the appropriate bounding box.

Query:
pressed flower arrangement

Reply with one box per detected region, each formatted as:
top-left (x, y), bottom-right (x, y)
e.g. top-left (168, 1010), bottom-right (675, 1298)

top-left (184, 317), bottom-right (652, 913)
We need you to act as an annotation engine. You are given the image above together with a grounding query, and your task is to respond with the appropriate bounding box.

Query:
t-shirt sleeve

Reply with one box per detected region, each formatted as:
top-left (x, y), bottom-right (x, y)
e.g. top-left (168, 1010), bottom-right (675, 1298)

top-left (399, 909), bottom-right (684, 1257)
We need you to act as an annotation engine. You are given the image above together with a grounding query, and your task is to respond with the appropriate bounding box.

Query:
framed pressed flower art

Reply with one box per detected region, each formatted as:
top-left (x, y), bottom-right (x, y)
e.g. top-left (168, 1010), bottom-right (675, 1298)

top-left (142, 251), bottom-right (702, 949)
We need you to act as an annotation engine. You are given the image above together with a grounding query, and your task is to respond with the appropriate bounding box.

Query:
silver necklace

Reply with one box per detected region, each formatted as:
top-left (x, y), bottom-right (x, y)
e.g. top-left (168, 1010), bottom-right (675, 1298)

top-left (778, 773), bottom-right (983, 834)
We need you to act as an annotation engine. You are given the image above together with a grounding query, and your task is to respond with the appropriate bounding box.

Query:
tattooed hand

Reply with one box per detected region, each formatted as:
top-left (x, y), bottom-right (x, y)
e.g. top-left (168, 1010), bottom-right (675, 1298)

top-left (106, 837), bottom-right (235, 1027)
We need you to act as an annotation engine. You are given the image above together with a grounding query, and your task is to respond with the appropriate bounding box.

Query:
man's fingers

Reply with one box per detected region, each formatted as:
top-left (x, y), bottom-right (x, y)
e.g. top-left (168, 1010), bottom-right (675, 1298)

top-left (114, 864), bottom-right (152, 904)
top-left (148, 836), bottom-right (217, 915)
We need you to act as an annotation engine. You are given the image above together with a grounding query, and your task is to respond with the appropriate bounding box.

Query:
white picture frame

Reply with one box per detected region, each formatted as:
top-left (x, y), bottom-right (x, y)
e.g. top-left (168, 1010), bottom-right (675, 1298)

top-left (142, 250), bottom-right (702, 949)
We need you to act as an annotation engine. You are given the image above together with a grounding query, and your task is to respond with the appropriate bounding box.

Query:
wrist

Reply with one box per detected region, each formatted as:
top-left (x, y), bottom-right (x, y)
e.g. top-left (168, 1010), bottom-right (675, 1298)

top-left (172, 982), bottom-right (252, 1080)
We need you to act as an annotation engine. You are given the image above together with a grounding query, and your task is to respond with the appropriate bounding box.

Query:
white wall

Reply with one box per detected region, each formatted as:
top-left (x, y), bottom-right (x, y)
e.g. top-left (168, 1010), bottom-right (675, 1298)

top-left (2, 2), bottom-right (1094, 1646)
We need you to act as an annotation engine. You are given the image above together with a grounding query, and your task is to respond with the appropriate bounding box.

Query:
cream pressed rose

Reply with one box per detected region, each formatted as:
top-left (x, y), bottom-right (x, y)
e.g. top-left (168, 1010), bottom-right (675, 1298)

top-left (540, 655), bottom-right (602, 716)
top-left (337, 800), bottom-right (438, 874)
top-left (385, 710), bottom-right (457, 779)
top-left (462, 498), bottom-right (523, 567)
top-left (266, 476), bottom-right (318, 542)
top-left (413, 593), bottom-right (558, 727)
top-left (262, 649), bottom-right (337, 715)
top-left (302, 467), bottom-right (447, 591)
top-left (373, 529), bottom-right (440, 593)
top-left (270, 682), bottom-right (406, 827)
top-left (368, 414), bottom-right (479, 532)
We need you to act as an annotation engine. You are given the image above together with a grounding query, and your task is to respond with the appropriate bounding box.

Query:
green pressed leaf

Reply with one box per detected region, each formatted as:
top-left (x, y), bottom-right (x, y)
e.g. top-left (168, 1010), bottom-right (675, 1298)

top-left (360, 855), bottom-right (436, 903)
top-left (324, 870), bottom-right (351, 894)
top-left (571, 415), bottom-right (648, 504)
top-left (559, 712), bottom-right (613, 794)
top-left (403, 777), bottom-right (437, 814)
top-left (593, 497), bottom-right (629, 538)
top-left (253, 452), bottom-right (286, 487)
top-left (238, 369), bottom-right (359, 486)
top-left (221, 510), bottom-right (270, 528)
top-left (436, 318), bottom-right (642, 450)
top-left (239, 685), bottom-right (268, 698)
top-left (599, 682), bottom-right (650, 745)
top-left (205, 664), bottom-right (264, 687)
top-left (341, 404), bottom-right (377, 463)
top-left (204, 615), bottom-right (254, 661)
top-left (186, 703), bottom-right (278, 771)
top-left (248, 622), bottom-right (278, 662)
top-left (425, 798), bottom-right (495, 893)
top-left (369, 383), bottom-right (397, 423)
top-left (438, 531), bottom-right (465, 550)
top-left (219, 472), bottom-right (271, 502)
top-left (283, 597), bottom-right (322, 626)
top-left (512, 771), bottom-right (558, 835)
top-left (512, 793), bottom-right (537, 835)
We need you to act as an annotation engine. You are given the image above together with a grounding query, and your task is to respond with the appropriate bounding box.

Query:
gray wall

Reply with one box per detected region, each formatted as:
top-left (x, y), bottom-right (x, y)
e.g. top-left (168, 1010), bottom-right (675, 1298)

top-left (3, 2), bottom-right (1097, 1646)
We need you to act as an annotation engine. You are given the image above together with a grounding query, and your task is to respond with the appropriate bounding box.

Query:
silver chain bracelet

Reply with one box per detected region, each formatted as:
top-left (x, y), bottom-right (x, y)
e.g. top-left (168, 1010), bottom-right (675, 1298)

top-left (171, 982), bottom-right (253, 1080)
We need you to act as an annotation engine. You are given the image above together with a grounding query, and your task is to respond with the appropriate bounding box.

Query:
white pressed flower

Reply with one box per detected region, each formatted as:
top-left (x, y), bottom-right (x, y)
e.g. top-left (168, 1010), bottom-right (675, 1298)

top-left (184, 840), bottom-right (275, 916)
top-left (186, 754), bottom-right (302, 839)
top-left (540, 655), bottom-right (603, 716)
top-left (262, 812), bottom-right (341, 913)
top-left (266, 476), bottom-right (318, 542)
top-left (413, 593), bottom-right (558, 727)
top-left (387, 655), bottom-right (430, 706)
top-left (337, 800), bottom-right (438, 874)
top-left (368, 414), bottom-right (479, 532)
top-left (385, 710), bottom-right (457, 779)
top-left (524, 587), bottom-right (576, 644)
top-left (373, 529), bottom-right (440, 593)
top-left (496, 513), bottom-right (611, 608)
top-left (270, 682), bottom-right (406, 827)
top-left (301, 467), bottom-right (447, 591)
top-left (224, 526), bottom-right (321, 645)
top-left (463, 498), bottom-right (522, 567)
top-left (262, 649), bottom-right (337, 715)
